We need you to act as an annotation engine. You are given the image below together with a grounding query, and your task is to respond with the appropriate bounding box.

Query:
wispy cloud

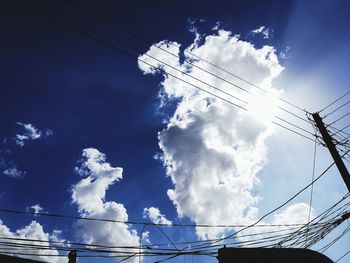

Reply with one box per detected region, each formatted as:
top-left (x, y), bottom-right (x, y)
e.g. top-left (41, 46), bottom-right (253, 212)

top-left (280, 46), bottom-right (292, 59)
top-left (3, 167), bottom-right (26, 179)
top-left (251, 26), bottom-right (273, 39)
top-left (14, 122), bottom-right (52, 147)
top-left (0, 122), bottom-right (53, 178)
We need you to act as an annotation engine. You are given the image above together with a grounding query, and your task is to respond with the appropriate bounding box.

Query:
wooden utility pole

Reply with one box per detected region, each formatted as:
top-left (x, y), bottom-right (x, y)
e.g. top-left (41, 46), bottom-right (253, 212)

top-left (312, 112), bottom-right (350, 192)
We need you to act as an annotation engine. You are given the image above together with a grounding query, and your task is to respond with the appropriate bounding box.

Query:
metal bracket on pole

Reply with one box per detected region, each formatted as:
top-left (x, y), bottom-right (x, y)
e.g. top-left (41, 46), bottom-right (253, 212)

top-left (312, 112), bottom-right (350, 192)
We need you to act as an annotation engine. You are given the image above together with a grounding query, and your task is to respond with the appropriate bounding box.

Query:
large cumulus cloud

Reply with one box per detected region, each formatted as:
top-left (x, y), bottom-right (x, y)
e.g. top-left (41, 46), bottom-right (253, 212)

top-left (138, 29), bottom-right (293, 239)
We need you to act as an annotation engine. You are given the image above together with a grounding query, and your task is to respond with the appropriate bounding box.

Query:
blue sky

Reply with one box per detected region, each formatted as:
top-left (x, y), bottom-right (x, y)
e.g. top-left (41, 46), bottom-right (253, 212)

top-left (0, 0), bottom-right (350, 262)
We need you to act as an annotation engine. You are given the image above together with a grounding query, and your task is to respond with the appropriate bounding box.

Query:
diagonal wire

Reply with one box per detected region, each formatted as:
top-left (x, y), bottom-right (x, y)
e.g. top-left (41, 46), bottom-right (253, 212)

top-left (185, 152), bottom-right (350, 251)
top-left (333, 123), bottom-right (350, 137)
top-left (21, 0), bottom-right (317, 143)
top-left (324, 100), bottom-right (350, 118)
top-left (305, 136), bottom-right (318, 247)
top-left (68, 0), bottom-right (308, 115)
top-left (335, 249), bottom-right (350, 262)
top-left (326, 112), bottom-right (350, 128)
top-left (44, 0), bottom-right (313, 130)
top-left (320, 91), bottom-right (350, 113)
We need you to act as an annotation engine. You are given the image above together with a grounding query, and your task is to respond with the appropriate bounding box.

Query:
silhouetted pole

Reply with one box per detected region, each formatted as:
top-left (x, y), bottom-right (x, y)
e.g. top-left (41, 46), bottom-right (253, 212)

top-left (312, 112), bottom-right (350, 192)
top-left (68, 250), bottom-right (77, 263)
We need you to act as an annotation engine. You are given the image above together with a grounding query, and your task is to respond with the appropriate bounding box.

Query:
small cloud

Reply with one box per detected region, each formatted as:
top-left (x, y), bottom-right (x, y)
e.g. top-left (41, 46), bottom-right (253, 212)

top-left (14, 122), bottom-right (52, 147)
top-left (3, 167), bottom-right (26, 178)
top-left (212, 21), bottom-right (222, 31)
top-left (14, 122), bottom-right (42, 146)
top-left (143, 207), bottom-right (172, 225)
top-left (45, 129), bottom-right (53, 137)
top-left (27, 204), bottom-right (44, 215)
top-left (280, 46), bottom-right (292, 59)
top-left (0, 150), bottom-right (25, 179)
top-left (141, 231), bottom-right (151, 244)
top-left (251, 26), bottom-right (273, 39)
top-left (187, 18), bottom-right (205, 34)
top-left (252, 26), bottom-right (265, 34)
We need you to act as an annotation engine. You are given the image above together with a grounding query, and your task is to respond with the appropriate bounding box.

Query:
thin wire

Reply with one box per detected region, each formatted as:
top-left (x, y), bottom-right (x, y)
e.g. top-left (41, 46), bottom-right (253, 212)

top-left (22, 0), bottom-right (317, 143)
top-left (272, 121), bottom-right (315, 142)
top-left (320, 91), bottom-right (350, 113)
top-left (332, 123), bottom-right (350, 137)
top-left (328, 124), bottom-right (350, 138)
top-left (326, 112), bottom-right (350, 127)
top-left (36, 0), bottom-right (249, 107)
top-left (118, 254), bottom-right (137, 262)
top-left (305, 137), bottom-right (318, 247)
top-left (68, 0), bottom-right (307, 115)
top-left (319, 225), bottom-right (350, 253)
top-left (0, 208), bottom-right (311, 229)
top-left (263, 196), bottom-right (350, 249)
top-left (185, 154), bottom-right (348, 251)
top-left (274, 116), bottom-right (315, 137)
top-left (0, 224), bottom-right (306, 249)
top-left (325, 101), bottom-right (350, 118)
top-left (22, 0), bottom-right (248, 112)
top-left (335, 249), bottom-right (350, 262)
top-left (43, 0), bottom-right (315, 133)
top-left (155, 254), bottom-right (180, 263)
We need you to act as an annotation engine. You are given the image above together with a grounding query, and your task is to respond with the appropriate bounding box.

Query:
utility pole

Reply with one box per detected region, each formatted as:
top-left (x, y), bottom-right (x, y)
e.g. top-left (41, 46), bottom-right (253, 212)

top-left (312, 112), bottom-right (350, 192)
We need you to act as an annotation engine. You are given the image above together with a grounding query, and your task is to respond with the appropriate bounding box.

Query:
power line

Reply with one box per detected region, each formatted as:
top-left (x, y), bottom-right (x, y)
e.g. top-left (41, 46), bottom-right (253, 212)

top-left (320, 91), bottom-right (350, 113)
top-left (328, 123), bottom-right (350, 138)
top-left (305, 137), bottom-right (318, 247)
top-left (263, 195), bottom-right (350, 249)
top-left (180, 154), bottom-right (349, 251)
top-left (319, 225), bottom-right (350, 254)
top-left (335, 249), bottom-right (350, 262)
top-left (66, 0), bottom-right (308, 115)
top-left (78, 0), bottom-right (315, 128)
top-left (0, 208), bottom-right (309, 229)
top-left (43, 0), bottom-right (314, 132)
top-left (35, 0), bottom-right (249, 107)
top-left (22, 0), bottom-right (316, 142)
top-left (326, 112), bottom-right (350, 128)
top-left (272, 121), bottom-right (315, 142)
top-left (324, 100), bottom-right (350, 118)
top-left (333, 123), bottom-right (350, 137)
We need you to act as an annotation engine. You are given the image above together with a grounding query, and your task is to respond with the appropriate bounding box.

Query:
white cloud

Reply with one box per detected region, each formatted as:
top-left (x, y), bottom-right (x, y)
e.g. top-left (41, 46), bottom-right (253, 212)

top-left (236, 203), bottom-right (315, 245)
top-left (14, 122), bottom-right (52, 147)
top-left (138, 29), bottom-right (288, 239)
top-left (27, 204), bottom-right (44, 215)
top-left (272, 203), bottom-right (315, 225)
top-left (141, 231), bottom-right (151, 244)
top-left (280, 46), bottom-right (292, 59)
top-left (71, 148), bottom-right (139, 261)
top-left (143, 207), bottom-right (172, 225)
top-left (251, 26), bottom-right (273, 39)
top-left (3, 167), bottom-right (26, 178)
top-left (0, 219), bottom-right (65, 262)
